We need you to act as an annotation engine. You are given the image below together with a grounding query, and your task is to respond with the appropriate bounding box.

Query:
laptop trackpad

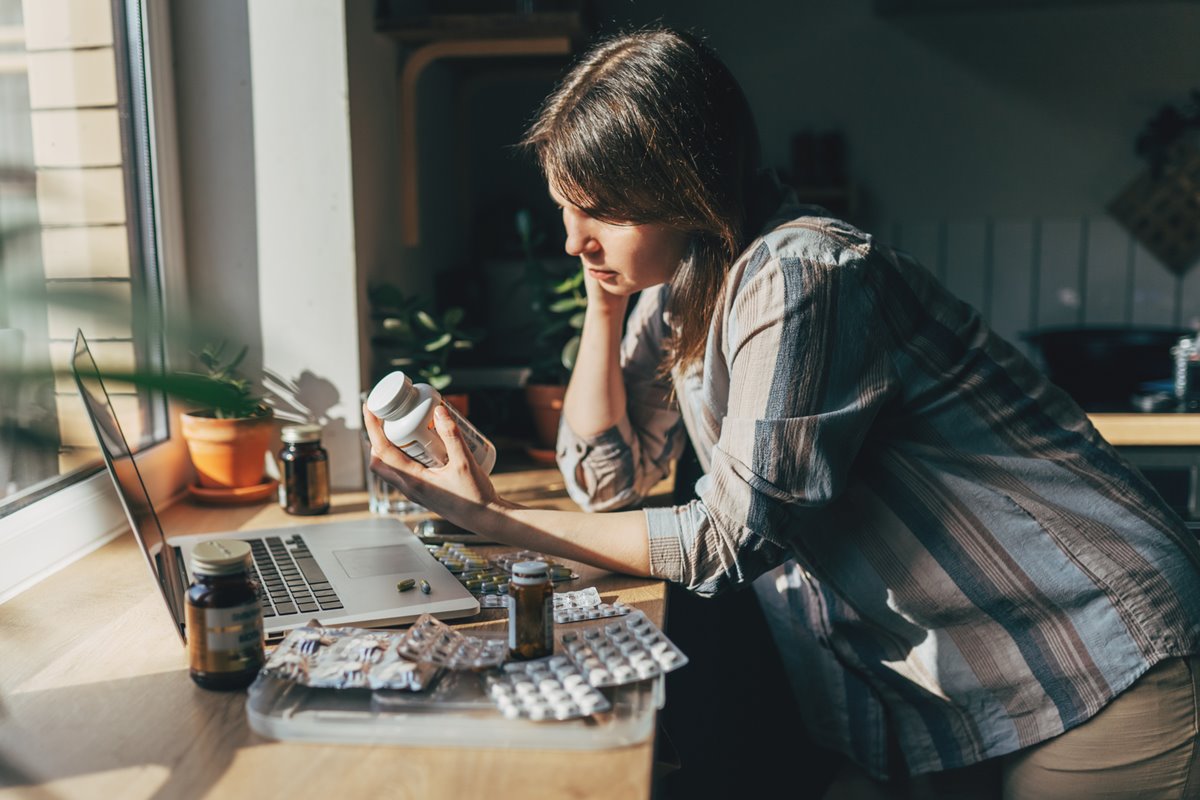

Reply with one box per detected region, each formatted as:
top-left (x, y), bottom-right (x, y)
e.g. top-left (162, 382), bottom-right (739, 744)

top-left (333, 545), bottom-right (425, 579)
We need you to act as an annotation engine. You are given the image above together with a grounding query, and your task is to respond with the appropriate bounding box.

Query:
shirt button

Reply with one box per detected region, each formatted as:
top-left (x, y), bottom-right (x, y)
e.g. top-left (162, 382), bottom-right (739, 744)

top-left (574, 443), bottom-right (585, 455)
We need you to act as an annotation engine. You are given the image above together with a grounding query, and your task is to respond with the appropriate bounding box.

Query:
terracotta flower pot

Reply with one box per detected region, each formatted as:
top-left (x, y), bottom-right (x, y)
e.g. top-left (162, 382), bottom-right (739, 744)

top-left (180, 411), bottom-right (274, 489)
top-left (524, 383), bottom-right (566, 451)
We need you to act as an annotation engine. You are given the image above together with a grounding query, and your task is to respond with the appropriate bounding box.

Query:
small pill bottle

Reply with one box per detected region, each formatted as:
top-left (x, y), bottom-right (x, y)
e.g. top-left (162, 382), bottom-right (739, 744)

top-left (508, 560), bottom-right (554, 661)
top-left (278, 424), bottom-right (331, 515)
top-left (366, 371), bottom-right (497, 473)
top-left (185, 539), bottom-right (265, 690)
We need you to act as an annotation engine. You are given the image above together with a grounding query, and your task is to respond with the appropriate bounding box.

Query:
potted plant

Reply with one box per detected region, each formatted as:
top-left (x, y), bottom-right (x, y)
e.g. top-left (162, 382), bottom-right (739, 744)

top-left (177, 341), bottom-right (275, 498)
top-left (368, 284), bottom-right (483, 415)
top-left (517, 209), bottom-right (586, 458)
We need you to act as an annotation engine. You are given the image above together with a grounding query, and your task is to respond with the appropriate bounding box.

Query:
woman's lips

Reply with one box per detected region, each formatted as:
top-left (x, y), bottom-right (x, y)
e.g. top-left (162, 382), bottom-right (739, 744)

top-left (588, 268), bottom-right (619, 282)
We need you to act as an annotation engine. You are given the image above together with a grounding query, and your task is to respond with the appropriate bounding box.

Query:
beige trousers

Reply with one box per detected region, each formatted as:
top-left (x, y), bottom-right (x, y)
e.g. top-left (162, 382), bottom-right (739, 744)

top-left (822, 656), bottom-right (1200, 800)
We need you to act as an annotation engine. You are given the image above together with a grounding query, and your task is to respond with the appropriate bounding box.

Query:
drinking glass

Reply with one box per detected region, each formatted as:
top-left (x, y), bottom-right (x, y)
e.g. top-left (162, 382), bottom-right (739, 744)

top-left (360, 399), bottom-right (424, 515)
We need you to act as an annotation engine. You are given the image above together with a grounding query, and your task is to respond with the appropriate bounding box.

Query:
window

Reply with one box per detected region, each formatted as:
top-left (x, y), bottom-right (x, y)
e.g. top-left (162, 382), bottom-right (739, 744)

top-left (0, 0), bottom-right (179, 601)
top-left (0, 0), bottom-right (167, 514)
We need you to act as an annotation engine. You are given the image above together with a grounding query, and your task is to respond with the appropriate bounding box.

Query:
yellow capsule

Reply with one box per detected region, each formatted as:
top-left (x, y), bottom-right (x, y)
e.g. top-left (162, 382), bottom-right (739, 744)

top-left (396, 578), bottom-right (416, 592)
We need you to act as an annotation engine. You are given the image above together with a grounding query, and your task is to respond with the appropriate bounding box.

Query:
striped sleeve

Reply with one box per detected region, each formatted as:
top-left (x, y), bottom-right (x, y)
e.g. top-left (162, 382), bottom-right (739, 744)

top-left (646, 237), bottom-right (897, 595)
top-left (557, 285), bottom-right (685, 512)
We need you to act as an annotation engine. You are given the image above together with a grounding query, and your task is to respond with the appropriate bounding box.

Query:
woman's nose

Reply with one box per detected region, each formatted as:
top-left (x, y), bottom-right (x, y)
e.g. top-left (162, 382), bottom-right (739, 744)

top-left (563, 211), bottom-right (599, 257)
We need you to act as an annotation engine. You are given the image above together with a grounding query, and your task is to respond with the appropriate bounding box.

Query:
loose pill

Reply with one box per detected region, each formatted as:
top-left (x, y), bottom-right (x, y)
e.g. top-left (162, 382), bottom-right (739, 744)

top-left (396, 578), bottom-right (416, 592)
top-left (419, 579), bottom-right (431, 594)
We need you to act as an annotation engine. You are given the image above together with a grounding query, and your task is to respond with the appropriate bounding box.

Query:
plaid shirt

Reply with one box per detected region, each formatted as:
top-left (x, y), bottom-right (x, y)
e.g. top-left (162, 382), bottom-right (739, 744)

top-left (556, 200), bottom-right (1200, 779)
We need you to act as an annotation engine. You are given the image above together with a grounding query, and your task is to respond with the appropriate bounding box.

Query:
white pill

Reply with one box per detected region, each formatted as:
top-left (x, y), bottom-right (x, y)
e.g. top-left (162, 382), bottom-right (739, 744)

top-left (636, 662), bottom-right (660, 678)
top-left (612, 664), bottom-right (635, 683)
top-left (588, 668), bottom-right (611, 685)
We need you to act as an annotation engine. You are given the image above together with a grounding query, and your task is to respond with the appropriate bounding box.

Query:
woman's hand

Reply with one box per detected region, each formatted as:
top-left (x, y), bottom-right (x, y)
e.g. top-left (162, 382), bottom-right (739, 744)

top-left (363, 404), bottom-right (512, 530)
top-left (581, 265), bottom-right (630, 319)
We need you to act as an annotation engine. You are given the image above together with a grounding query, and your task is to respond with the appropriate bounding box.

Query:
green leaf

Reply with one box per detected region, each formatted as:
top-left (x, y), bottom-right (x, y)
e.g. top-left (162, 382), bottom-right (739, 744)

top-left (389, 356), bottom-right (415, 366)
top-left (443, 307), bottom-right (464, 329)
top-left (452, 340), bottom-right (474, 350)
top-left (561, 335), bottom-right (581, 371)
top-left (549, 297), bottom-right (579, 313)
top-left (429, 373), bottom-right (452, 391)
top-left (424, 332), bottom-right (452, 352)
top-left (569, 311), bottom-right (585, 330)
top-left (415, 310), bottom-right (439, 332)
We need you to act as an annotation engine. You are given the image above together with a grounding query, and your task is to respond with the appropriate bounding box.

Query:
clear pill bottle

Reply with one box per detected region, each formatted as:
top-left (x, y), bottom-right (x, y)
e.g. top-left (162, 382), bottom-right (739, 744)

top-left (278, 424), bottom-right (331, 515)
top-left (185, 539), bottom-right (265, 690)
top-left (366, 371), bottom-right (496, 473)
top-left (508, 560), bottom-right (554, 661)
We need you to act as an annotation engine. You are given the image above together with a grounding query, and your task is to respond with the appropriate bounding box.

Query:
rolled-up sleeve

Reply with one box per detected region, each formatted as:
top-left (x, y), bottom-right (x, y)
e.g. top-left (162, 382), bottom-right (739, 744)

top-left (557, 285), bottom-right (685, 511)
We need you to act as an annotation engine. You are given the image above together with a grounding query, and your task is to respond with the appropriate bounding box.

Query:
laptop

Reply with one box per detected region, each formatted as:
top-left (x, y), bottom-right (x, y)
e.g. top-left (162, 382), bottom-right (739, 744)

top-left (70, 329), bottom-right (480, 644)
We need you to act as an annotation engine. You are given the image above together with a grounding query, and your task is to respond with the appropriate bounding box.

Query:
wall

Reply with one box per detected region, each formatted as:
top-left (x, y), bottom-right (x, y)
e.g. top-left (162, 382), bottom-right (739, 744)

top-left (173, 1), bottom-right (369, 488)
top-left (425, 0), bottom-right (1200, 358)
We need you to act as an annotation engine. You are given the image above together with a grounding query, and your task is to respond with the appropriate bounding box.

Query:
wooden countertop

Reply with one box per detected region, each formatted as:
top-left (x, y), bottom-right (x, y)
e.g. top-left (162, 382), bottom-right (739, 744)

top-left (0, 465), bottom-right (673, 800)
top-left (1088, 412), bottom-right (1200, 447)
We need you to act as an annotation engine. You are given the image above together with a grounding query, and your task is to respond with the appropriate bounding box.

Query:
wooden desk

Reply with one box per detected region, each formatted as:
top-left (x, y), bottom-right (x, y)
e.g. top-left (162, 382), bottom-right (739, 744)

top-left (0, 469), bottom-right (670, 800)
top-left (1088, 412), bottom-right (1200, 447)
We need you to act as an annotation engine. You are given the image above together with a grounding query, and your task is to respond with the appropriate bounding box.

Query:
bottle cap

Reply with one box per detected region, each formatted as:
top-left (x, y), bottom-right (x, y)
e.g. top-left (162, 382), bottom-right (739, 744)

top-left (512, 560), bottom-right (550, 585)
top-left (281, 424), bottom-right (322, 444)
top-left (366, 371), bottom-right (418, 419)
top-left (191, 539), bottom-right (252, 576)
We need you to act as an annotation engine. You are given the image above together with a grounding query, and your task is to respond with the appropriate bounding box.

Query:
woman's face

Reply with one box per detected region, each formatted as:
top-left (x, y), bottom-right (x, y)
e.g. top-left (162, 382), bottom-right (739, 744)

top-left (550, 185), bottom-right (689, 296)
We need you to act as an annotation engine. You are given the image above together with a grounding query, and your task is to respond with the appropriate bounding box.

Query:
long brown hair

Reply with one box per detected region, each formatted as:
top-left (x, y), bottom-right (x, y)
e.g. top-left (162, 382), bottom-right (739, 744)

top-left (521, 28), bottom-right (761, 374)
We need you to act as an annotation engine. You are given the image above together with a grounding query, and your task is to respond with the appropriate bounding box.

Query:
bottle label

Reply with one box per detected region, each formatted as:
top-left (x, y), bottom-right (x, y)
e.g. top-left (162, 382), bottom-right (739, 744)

top-left (305, 460), bottom-right (328, 508)
top-left (186, 600), bottom-right (264, 674)
top-left (507, 586), bottom-right (554, 656)
top-left (441, 402), bottom-right (491, 466)
top-left (397, 439), bottom-right (442, 468)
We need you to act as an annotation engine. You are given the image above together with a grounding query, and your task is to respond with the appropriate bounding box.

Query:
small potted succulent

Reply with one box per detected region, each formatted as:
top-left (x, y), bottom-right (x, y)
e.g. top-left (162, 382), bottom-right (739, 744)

top-left (177, 341), bottom-right (274, 496)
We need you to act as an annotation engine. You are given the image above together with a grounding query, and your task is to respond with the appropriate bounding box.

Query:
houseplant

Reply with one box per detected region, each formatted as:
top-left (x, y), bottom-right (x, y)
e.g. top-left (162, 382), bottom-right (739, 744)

top-left (368, 284), bottom-right (483, 414)
top-left (516, 209), bottom-right (586, 455)
top-left (177, 340), bottom-right (275, 496)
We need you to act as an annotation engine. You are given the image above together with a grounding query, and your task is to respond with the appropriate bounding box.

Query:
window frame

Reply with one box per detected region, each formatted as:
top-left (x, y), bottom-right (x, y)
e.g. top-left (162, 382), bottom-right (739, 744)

top-left (0, 0), bottom-right (189, 604)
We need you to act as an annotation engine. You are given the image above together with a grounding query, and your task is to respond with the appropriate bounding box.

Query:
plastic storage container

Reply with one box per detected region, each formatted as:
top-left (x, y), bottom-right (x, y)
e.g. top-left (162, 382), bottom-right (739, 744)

top-left (245, 665), bottom-right (661, 750)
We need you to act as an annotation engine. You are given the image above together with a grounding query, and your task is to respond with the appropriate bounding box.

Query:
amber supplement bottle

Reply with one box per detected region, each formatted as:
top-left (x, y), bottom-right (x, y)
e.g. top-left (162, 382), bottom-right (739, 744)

top-left (279, 424), bottom-right (330, 515)
top-left (186, 539), bottom-right (265, 690)
top-left (508, 560), bottom-right (554, 661)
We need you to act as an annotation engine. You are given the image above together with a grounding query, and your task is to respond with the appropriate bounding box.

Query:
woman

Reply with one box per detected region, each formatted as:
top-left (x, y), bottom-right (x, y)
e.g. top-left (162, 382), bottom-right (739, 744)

top-left (366, 28), bottom-right (1200, 798)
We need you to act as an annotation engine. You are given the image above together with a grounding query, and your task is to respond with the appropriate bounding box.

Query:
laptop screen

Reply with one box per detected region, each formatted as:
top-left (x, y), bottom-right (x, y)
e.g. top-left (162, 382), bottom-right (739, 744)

top-left (71, 329), bottom-right (187, 641)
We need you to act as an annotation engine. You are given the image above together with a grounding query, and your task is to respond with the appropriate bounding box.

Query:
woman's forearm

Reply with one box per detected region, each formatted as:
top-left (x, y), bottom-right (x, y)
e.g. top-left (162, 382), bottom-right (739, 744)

top-left (563, 303), bottom-right (628, 439)
top-left (476, 501), bottom-right (652, 577)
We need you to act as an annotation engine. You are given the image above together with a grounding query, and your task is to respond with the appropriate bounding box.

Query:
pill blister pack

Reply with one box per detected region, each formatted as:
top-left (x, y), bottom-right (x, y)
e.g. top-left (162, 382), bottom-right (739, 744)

top-left (263, 625), bottom-right (440, 691)
top-left (476, 586), bottom-right (635, 624)
top-left (427, 543), bottom-right (509, 594)
top-left (554, 587), bottom-right (630, 624)
top-left (559, 610), bottom-right (688, 688)
top-left (396, 613), bottom-right (508, 670)
top-left (485, 655), bottom-right (611, 721)
top-left (425, 543), bottom-right (580, 597)
top-left (492, 550), bottom-right (578, 583)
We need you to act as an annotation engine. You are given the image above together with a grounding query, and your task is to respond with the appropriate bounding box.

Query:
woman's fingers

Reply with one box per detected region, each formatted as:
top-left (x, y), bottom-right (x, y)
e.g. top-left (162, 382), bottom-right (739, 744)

top-left (433, 406), bottom-right (470, 469)
top-left (362, 404), bottom-right (418, 475)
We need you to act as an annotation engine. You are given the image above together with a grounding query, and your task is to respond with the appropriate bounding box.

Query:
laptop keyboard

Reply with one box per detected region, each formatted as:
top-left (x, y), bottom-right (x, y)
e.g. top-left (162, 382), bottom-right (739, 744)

top-left (249, 534), bottom-right (343, 618)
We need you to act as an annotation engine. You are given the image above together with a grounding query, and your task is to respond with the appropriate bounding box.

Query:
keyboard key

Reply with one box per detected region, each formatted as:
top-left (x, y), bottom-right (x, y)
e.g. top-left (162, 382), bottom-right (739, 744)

top-left (293, 557), bottom-right (328, 585)
top-left (296, 603), bottom-right (319, 613)
top-left (319, 601), bottom-right (343, 610)
top-left (274, 603), bottom-right (297, 615)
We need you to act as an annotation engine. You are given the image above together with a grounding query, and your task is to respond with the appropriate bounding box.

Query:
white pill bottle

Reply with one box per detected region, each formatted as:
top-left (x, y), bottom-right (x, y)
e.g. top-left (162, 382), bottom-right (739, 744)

top-left (366, 371), bottom-right (497, 474)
